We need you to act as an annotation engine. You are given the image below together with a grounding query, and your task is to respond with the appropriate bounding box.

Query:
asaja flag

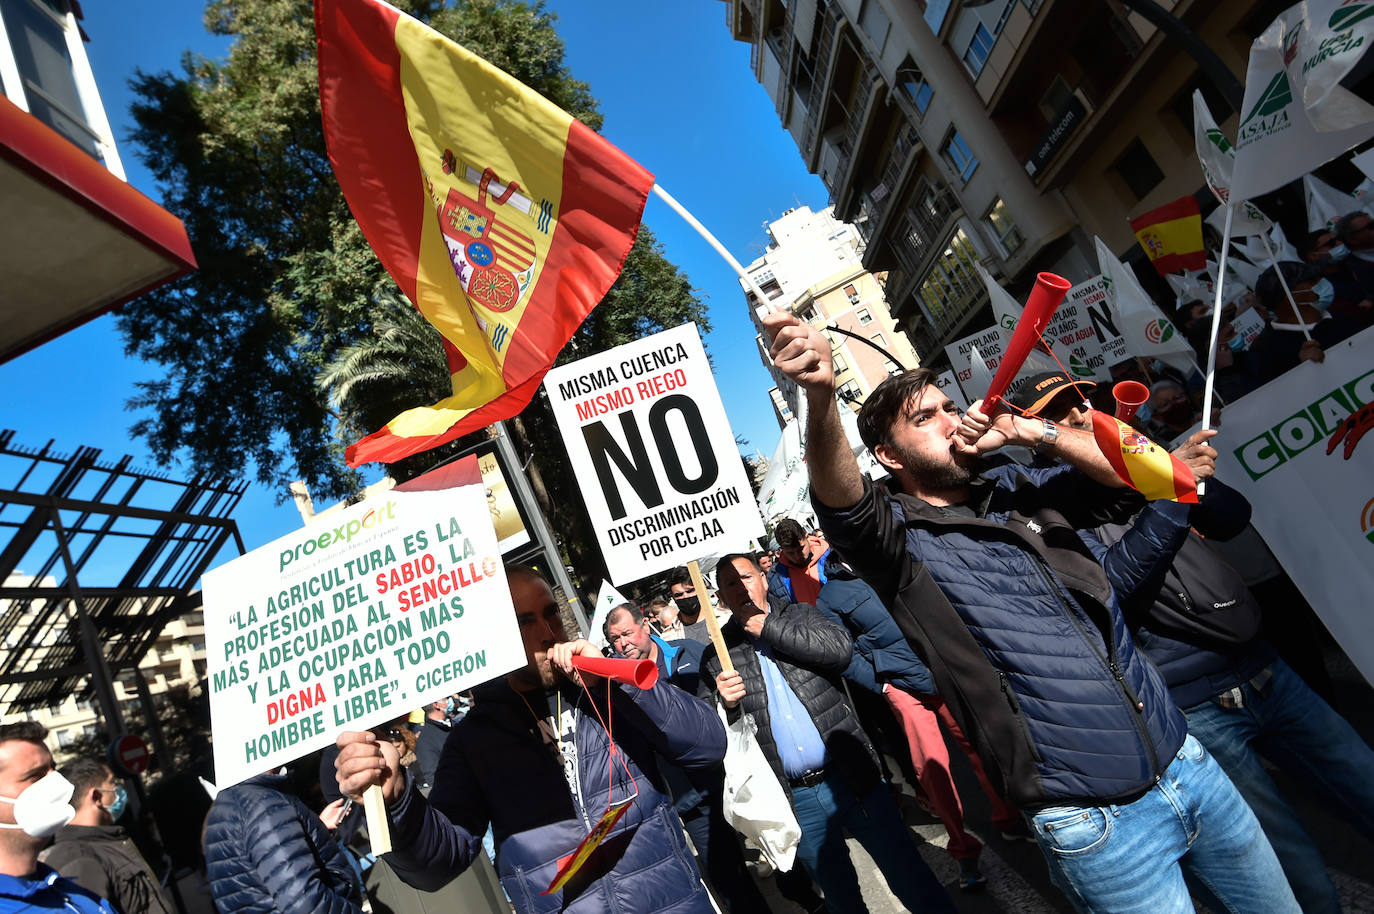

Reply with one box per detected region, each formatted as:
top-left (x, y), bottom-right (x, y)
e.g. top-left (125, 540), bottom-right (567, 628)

top-left (316, 0), bottom-right (653, 466)
top-left (1129, 196), bottom-right (1206, 275)
top-left (1191, 90), bottom-right (1272, 235)
top-left (1303, 172), bottom-right (1370, 231)
top-left (1090, 412), bottom-right (1198, 503)
top-left (1231, 0), bottom-right (1374, 201)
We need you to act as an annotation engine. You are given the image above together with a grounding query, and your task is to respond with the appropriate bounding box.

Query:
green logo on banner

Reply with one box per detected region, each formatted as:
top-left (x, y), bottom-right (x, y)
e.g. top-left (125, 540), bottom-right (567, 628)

top-left (1242, 72), bottom-right (1293, 126)
top-left (1330, 3), bottom-right (1374, 31)
top-left (1205, 127), bottom-right (1233, 153)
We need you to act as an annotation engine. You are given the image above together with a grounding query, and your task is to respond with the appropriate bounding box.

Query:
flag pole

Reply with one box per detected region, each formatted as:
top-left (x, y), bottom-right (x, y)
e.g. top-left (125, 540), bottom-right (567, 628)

top-left (1256, 232), bottom-right (1314, 342)
top-left (1198, 205), bottom-right (1236, 497)
top-left (651, 182), bottom-right (810, 437)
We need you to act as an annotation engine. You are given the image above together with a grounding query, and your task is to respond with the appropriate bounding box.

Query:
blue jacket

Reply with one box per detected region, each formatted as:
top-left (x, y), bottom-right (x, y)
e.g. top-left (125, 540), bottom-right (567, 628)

top-left (816, 464), bottom-right (1186, 810)
top-left (0, 865), bottom-right (114, 914)
top-left (383, 676), bottom-right (725, 914)
top-left (205, 773), bottom-right (361, 914)
top-left (649, 634), bottom-right (706, 696)
top-left (813, 554), bottom-right (935, 696)
top-left (1093, 480), bottom-right (1278, 709)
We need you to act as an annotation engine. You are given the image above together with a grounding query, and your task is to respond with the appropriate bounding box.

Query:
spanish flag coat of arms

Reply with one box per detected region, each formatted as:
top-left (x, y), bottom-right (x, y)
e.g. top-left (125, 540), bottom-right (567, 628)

top-left (316, 0), bottom-right (653, 465)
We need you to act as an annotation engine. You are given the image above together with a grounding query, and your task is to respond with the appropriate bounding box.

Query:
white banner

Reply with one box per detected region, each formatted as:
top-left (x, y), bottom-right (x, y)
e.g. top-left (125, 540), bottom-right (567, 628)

top-left (1231, 0), bottom-right (1374, 201)
top-left (1215, 326), bottom-right (1374, 685)
top-left (203, 471), bottom-right (524, 787)
top-left (543, 323), bottom-right (764, 585)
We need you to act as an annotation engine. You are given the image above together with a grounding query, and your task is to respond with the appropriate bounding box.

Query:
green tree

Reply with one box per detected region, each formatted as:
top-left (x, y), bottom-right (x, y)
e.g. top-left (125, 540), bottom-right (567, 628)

top-left (118, 0), bottom-right (696, 505)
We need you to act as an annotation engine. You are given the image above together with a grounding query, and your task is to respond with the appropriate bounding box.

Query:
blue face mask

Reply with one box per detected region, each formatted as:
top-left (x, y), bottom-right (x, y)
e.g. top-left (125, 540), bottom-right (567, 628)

top-left (1136, 401), bottom-right (1152, 424)
top-left (1329, 243), bottom-right (1350, 262)
top-left (1309, 277), bottom-right (1336, 311)
top-left (104, 785), bottom-right (127, 821)
top-left (445, 696), bottom-right (458, 718)
top-left (1228, 334), bottom-right (1246, 352)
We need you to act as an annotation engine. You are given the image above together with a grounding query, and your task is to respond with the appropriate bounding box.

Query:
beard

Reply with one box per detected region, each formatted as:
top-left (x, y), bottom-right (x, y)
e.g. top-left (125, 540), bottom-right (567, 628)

top-left (894, 442), bottom-right (980, 490)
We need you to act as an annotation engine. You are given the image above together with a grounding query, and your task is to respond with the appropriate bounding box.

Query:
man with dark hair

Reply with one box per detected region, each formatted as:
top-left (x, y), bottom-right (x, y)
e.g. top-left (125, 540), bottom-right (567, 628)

top-left (0, 722), bottom-right (113, 914)
top-left (336, 565), bottom-right (726, 913)
top-left (698, 553), bottom-right (953, 914)
top-left (768, 519), bottom-right (828, 605)
top-left (667, 567), bottom-right (711, 645)
top-left (764, 309), bottom-right (1299, 913)
top-left (1027, 387), bottom-right (1374, 914)
top-left (412, 695), bottom-right (459, 790)
top-left (43, 758), bottom-right (171, 914)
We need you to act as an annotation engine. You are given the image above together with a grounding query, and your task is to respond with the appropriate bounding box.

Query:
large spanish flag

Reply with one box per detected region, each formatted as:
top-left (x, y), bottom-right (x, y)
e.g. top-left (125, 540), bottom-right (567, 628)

top-left (316, 0), bottom-right (653, 466)
top-left (1090, 411), bottom-right (1197, 503)
top-left (1128, 196), bottom-right (1205, 276)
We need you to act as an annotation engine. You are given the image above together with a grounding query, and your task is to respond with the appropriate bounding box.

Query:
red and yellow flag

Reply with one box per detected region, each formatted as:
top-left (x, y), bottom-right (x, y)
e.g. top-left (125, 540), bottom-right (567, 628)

top-left (1090, 411), bottom-right (1198, 503)
top-left (1128, 196), bottom-right (1205, 275)
top-left (316, 0), bottom-right (653, 466)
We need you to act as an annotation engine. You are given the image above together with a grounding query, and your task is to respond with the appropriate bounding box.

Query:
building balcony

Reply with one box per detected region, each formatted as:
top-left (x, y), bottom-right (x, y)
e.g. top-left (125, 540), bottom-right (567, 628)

top-left (801, 1), bottom-right (844, 162)
top-left (890, 180), bottom-right (961, 281)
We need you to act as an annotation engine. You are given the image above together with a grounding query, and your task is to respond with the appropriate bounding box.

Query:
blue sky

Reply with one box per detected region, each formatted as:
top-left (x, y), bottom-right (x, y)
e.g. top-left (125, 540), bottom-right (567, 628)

top-left (0, 0), bottom-right (827, 558)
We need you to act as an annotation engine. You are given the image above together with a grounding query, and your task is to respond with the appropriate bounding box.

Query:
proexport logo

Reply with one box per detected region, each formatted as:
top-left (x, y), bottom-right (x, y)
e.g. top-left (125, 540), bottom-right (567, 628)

top-left (279, 500), bottom-right (398, 570)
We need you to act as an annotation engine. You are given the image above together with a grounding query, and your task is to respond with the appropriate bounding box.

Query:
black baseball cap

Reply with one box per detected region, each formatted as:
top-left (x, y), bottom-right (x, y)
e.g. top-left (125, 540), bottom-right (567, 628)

top-left (1011, 371), bottom-right (1097, 417)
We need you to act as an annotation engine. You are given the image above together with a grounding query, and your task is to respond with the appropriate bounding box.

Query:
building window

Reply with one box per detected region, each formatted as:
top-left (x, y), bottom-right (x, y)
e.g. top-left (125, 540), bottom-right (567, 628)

top-left (858, 2), bottom-right (892, 54)
top-left (943, 130), bottom-right (979, 183)
top-left (832, 351), bottom-right (849, 373)
top-left (857, 307), bottom-right (873, 325)
top-left (898, 62), bottom-right (934, 115)
top-left (1114, 139), bottom-right (1165, 201)
top-left (870, 332), bottom-right (888, 348)
top-left (799, 305), bottom-right (819, 324)
top-left (837, 380), bottom-right (864, 404)
top-left (1021, 0), bottom-right (1043, 11)
top-left (0, 0), bottom-right (104, 162)
top-left (884, 359), bottom-right (903, 376)
top-left (918, 228), bottom-right (982, 329)
top-left (845, 283), bottom-right (861, 304)
top-left (963, 23), bottom-right (995, 77)
top-left (984, 198), bottom-right (1024, 255)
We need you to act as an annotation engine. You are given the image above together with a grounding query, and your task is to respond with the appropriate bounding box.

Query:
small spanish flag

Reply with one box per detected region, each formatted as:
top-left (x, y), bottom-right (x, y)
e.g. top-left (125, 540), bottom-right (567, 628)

top-left (1091, 411), bottom-right (1197, 503)
top-left (316, 0), bottom-right (653, 466)
top-left (1128, 196), bottom-right (1206, 276)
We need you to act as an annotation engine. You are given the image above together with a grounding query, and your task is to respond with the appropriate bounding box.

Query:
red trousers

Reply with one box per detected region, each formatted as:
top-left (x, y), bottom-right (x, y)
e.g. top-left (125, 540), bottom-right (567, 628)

top-left (883, 684), bottom-right (1020, 860)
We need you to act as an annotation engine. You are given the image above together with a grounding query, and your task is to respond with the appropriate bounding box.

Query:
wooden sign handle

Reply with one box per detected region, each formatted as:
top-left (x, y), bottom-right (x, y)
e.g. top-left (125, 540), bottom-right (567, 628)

top-left (364, 783), bottom-right (392, 854)
top-left (687, 560), bottom-right (732, 674)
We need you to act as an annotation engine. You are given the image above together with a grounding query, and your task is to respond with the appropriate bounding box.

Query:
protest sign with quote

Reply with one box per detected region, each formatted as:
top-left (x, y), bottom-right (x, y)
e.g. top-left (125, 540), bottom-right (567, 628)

top-left (1208, 327), bottom-right (1374, 685)
top-left (543, 323), bottom-right (764, 585)
top-left (203, 459), bottom-right (525, 787)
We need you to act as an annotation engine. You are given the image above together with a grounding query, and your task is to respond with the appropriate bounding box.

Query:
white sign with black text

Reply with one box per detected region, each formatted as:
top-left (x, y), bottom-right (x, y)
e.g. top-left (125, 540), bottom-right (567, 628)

top-left (543, 323), bottom-right (765, 585)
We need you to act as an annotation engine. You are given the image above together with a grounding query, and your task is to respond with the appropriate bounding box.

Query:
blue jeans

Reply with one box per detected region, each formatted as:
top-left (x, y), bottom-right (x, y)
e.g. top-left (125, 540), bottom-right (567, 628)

top-left (790, 774), bottom-right (953, 914)
top-left (1184, 658), bottom-right (1374, 914)
top-left (1027, 734), bottom-right (1298, 914)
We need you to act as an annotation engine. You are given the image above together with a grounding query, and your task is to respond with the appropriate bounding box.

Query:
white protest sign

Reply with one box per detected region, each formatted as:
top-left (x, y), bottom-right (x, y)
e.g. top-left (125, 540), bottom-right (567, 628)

top-left (935, 370), bottom-right (967, 410)
top-left (945, 325), bottom-right (1005, 404)
top-left (1231, 307), bottom-right (1268, 350)
top-left (1057, 277), bottom-right (1110, 380)
top-left (543, 323), bottom-right (765, 585)
top-left (1209, 327), bottom-right (1374, 685)
top-left (203, 462), bottom-right (525, 787)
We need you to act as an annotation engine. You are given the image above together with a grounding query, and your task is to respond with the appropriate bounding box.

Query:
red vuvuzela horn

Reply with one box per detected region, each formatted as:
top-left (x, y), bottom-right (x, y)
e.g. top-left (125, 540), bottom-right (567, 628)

top-left (571, 655), bottom-right (659, 690)
top-left (1113, 380), bottom-right (1151, 422)
top-left (983, 272), bottom-right (1073, 414)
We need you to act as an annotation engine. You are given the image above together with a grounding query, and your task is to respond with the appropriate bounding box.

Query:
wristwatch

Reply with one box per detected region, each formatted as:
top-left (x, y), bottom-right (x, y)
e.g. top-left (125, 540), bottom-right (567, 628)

top-left (1036, 420), bottom-right (1059, 453)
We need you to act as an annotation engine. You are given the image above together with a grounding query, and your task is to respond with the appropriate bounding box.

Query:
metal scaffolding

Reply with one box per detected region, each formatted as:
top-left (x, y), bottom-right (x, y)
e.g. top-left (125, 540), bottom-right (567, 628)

top-left (0, 429), bottom-right (246, 731)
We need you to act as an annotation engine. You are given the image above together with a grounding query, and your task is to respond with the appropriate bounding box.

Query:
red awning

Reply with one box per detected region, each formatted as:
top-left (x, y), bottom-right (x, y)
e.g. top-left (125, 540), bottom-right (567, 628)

top-left (0, 94), bottom-right (196, 363)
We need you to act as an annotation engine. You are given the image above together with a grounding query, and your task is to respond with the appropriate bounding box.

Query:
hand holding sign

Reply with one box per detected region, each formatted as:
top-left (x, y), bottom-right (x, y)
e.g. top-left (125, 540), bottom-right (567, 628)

top-left (334, 730), bottom-right (406, 806)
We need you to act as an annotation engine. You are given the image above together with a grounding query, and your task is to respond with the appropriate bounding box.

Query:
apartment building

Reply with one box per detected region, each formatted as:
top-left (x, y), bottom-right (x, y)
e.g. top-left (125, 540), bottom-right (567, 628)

top-left (743, 205), bottom-right (919, 427)
top-left (723, 0), bottom-right (1276, 368)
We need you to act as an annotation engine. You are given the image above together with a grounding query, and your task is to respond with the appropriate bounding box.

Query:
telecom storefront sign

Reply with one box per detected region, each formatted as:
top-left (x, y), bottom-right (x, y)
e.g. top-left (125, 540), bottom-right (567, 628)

top-left (203, 479), bottom-right (524, 786)
top-left (543, 322), bottom-right (764, 585)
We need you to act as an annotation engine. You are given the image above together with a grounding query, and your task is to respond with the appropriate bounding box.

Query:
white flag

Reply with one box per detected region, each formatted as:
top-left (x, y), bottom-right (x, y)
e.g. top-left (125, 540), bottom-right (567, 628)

top-left (1303, 172), bottom-right (1371, 231)
top-left (1095, 236), bottom-right (1197, 376)
top-left (1231, 0), bottom-right (1374, 201)
top-left (588, 580), bottom-right (633, 648)
top-left (1192, 90), bottom-right (1272, 234)
top-left (977, 264), bottom-right (1073, 377)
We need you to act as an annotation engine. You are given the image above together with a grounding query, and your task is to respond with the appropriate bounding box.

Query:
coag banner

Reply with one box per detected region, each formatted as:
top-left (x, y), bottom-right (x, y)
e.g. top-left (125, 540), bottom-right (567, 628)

top-left (543, 323), bottom-right (764, 585)
top-left (203, 460), bottom-right (525, 786)
top-left (1215, 326), bottom-right (1374, 685)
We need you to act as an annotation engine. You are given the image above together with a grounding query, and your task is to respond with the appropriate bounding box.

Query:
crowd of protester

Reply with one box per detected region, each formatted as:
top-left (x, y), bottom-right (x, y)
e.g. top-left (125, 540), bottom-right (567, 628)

top-left (3, 225), bottom-right (1373, 914)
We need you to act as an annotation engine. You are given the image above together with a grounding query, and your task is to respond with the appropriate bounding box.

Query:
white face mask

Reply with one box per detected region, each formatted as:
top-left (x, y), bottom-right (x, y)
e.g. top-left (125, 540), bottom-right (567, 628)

top-left (0, 770), bottom-right (76, 838)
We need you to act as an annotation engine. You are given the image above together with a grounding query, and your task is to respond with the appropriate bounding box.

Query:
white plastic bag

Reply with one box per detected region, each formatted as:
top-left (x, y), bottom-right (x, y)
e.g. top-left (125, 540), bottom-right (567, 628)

top-left (716, 704), bottom-right (801, 871)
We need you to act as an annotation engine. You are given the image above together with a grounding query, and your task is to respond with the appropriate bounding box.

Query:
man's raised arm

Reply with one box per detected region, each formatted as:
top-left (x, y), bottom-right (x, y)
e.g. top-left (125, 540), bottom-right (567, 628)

top-left (763, 311), bottom-right (863, 509)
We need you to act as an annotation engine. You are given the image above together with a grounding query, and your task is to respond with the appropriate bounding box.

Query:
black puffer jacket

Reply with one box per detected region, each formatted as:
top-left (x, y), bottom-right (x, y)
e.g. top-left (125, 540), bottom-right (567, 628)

top-left (697, 599), bottom-right (879, 798)
top-left (205, 772), bottom-right (361, 914)
top-left (44, 825), bottom-right (172, 914)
